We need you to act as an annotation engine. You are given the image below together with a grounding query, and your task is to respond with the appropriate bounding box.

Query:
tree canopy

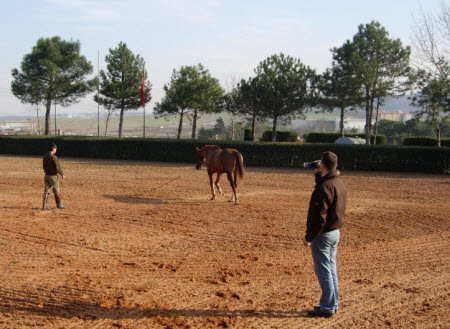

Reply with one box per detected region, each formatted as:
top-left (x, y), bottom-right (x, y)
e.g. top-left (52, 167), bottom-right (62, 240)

top-left (319, 41), bottom-right (364, 136)
top-left (410, 3), bottom-right (450, 147)
top-left (11, 36), bottom-right (96, 135)
top-left (347, 21), bottom-right (411, 144)
top-left (154, 64), bottom-right (223, 139)
top-left (95, 42), bottom-right (151, 137)
top-left (410, 63), bottom-right (450, 146)
top-left (252, 53), bottom-right (318, 142)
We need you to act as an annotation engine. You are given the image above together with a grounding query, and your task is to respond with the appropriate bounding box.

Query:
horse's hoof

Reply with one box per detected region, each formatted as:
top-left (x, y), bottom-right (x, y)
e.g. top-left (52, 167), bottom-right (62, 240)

top-left (235, 200), bottom-right (239, 205)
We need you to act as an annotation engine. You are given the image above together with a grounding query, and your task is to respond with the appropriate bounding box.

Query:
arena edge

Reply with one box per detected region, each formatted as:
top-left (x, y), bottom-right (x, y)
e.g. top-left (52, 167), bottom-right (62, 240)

top-left (0, 136), bottom-right (448, 174)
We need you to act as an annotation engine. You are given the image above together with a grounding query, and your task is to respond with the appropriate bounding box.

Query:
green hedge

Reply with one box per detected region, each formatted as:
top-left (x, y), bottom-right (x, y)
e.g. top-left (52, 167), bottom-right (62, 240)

top-left (403, 137), bottom-right (450, 147)
top-left (304, 132), bottom-right (386, 145)
top-left (0, 136), bottom-right (448, 173)
top-left (261, 130), bottom-right (298, 142)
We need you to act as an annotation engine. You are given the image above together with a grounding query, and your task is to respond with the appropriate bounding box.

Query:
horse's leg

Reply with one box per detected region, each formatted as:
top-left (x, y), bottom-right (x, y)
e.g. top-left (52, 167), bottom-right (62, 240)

top-left (215, 173), bottom-right (223, 196)
top-left (226, 172), bottom-right (238, 204)
top-left (233, 168), bottom-right (239, 203)
top-left (208, 171), bottom-right (216, 200)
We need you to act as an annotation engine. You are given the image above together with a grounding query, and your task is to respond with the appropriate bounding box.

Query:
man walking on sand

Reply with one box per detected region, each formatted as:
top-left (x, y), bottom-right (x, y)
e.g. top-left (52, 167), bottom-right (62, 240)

top-left (42, 143), bottom-right (67, 210)
top-left (303, 151), bottom-right (347, 318)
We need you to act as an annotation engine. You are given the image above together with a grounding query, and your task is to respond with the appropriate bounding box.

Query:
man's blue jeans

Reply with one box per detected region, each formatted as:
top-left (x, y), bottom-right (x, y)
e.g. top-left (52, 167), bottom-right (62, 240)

top-left (310, 229), bottom-right (340, 314)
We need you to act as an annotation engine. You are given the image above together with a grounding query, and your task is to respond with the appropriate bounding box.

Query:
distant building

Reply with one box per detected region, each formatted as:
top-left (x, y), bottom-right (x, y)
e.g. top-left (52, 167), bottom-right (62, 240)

top-left (0, 125), bottom-right (8, 135)
top-left (293, 112), bottom-right (412, 134)
top-left (340, 118), bottom-right (366, 132)
top-left (380, 110), bottom-right (413, 122)
top-left (293, 118), bottom-right (370, 133)
top-left (2, 121), bottom-right (35, 134)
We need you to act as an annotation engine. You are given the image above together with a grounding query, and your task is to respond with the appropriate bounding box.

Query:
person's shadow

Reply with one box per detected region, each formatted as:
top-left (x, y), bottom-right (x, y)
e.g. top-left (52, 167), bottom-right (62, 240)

top-left (0, 287), bottom-right (310, 321)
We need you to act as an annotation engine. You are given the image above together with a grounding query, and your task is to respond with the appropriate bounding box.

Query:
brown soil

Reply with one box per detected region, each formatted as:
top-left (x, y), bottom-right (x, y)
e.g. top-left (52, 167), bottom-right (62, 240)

top-left (0, 155), bottom-right (449, 329)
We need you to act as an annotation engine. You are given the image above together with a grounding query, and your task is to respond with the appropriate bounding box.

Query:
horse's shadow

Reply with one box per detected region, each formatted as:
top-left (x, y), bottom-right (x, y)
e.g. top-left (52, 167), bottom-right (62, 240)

top-left (103, 194), bottom-right (225, 206)
top-left (103, 194), bottom-right (166, 204)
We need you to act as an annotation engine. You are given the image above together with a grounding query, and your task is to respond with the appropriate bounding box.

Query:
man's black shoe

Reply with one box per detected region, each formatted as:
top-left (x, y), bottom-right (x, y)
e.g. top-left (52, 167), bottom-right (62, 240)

top-left (307, 309), bottom-right (334, 318)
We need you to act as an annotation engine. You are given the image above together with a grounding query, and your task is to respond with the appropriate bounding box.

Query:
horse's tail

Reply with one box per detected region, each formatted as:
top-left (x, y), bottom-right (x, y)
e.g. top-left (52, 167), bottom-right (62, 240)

top-left (234, 151), bottom-right (245, 186)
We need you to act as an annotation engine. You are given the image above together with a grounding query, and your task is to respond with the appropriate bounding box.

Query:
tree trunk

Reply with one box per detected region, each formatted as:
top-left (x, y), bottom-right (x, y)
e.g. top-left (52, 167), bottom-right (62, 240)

top-left (178, 109), bottom-right (184, 139)
top-left (251, 109), bottom-right (256, 141)
top-left (368, 95), bottom-right (375, 144)
top-left (364, 91), bottom-right (371, 145)
top-left (231, 113), bottom-right (235, 141)
top-left (36, 104), bottom-right (41, 135)
top-left (373, 98), bottom-right (381, 145)
top-left (340, 106), bottom-right (345, 137)
top-left (105, 108), bottom-right (112, 137)
top-left (436, 127), bottom-right (441, 147)
top-left (105, 117), bottom-right (109, 136)
top-left (119, 71), bottom-right (125, 137)
top-left (271, 115), bottom-right (278, 142)
top-left (119, 108), bottom-right (124, 137)
top-left (191, 109), bottom-right (198, 139)
top-left (44, 99), bottom-right (51, 135)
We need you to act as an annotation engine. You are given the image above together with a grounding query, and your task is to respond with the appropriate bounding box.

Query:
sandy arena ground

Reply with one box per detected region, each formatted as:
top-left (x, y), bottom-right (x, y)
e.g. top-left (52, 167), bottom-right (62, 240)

top-left (0, 155), bottom-right (449, 329)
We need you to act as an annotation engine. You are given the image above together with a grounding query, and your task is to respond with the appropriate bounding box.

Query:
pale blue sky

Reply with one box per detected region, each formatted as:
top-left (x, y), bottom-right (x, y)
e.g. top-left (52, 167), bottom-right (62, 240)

top-left (0, 0), bottom-right (445, 116)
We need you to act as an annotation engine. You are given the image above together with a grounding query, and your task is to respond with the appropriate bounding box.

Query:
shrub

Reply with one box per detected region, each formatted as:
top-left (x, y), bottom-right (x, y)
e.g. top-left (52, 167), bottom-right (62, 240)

top-left (403, 137), bottom-right (450, 147)
top-left (261, 130), bottom-right (298, 142)
top-left (244, 128), bottom-right (253, 141)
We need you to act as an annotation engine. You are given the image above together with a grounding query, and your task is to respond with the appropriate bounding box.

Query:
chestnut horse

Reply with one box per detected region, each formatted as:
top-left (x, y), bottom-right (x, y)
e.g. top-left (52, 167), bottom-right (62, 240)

top-left (195, 145), bottom-right (245, 204)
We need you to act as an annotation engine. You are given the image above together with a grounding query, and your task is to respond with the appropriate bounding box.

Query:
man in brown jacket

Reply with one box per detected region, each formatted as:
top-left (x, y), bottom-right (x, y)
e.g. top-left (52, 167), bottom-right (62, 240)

top-left (42, 143), bottom-right (66, 210)
top-left (303, 151), bottom-right (347, 318)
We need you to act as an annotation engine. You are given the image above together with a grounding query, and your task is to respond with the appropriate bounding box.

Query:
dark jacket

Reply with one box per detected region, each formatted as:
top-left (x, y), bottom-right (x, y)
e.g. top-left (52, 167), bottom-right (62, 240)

top-left (43, 152), bottom-right (64, 176)
top-left (305, 170), bottom-right (347, 242)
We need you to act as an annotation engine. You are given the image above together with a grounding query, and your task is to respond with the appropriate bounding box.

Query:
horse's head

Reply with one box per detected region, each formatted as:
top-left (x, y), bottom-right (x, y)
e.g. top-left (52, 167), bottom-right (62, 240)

top-left (195, 147), bottom-right (206, 170)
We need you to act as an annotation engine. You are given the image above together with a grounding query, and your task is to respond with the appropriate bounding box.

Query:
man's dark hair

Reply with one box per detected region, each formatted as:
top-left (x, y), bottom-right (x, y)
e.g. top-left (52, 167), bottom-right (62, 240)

top-left (321, 151), bottom-right (338, 171)
top-left (49, 143), bottom-right (57, 151)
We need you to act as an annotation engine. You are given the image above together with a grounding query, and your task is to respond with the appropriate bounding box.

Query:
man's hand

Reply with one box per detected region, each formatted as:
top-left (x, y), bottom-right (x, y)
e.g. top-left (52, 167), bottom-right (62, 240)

top-left (314, 160), bottom-right (322, 174)
top-left (61, 175), bottom-right (65, 179)
top-left (302, 238), bottom-right (310, 247)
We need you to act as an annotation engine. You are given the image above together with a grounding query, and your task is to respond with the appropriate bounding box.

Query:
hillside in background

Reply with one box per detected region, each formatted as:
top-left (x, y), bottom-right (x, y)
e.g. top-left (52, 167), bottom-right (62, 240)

top-left (0, 95), bottom-right (419, 138)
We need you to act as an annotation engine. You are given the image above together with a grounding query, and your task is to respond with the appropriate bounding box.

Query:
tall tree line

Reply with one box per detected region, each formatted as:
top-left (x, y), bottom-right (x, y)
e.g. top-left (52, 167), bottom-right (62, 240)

top-left (11, 13), bottom-right (448, 143)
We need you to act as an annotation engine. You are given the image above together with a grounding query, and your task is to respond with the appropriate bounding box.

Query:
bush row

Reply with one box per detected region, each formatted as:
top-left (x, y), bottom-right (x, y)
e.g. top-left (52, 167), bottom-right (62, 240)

top-left (0, 136), bottom-right (448, 173)
top-left (260, 130), bottom-right (299, 142)
top-left (243, 129), bottom-right (299, 142)
top-left (303, 132), bottom-right (387, 145)
top-left (403, 136), bottom-right (450, 147)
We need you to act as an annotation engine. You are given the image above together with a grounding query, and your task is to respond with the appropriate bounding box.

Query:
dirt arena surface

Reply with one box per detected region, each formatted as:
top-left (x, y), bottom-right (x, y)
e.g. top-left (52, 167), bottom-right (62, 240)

top-left (0, 155), bottom-right (449, 329)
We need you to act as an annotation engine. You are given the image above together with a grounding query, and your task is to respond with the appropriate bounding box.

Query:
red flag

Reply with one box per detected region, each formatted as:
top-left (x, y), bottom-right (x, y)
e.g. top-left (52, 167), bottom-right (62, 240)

top-left (140, 68), bottom-right (145, 107)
